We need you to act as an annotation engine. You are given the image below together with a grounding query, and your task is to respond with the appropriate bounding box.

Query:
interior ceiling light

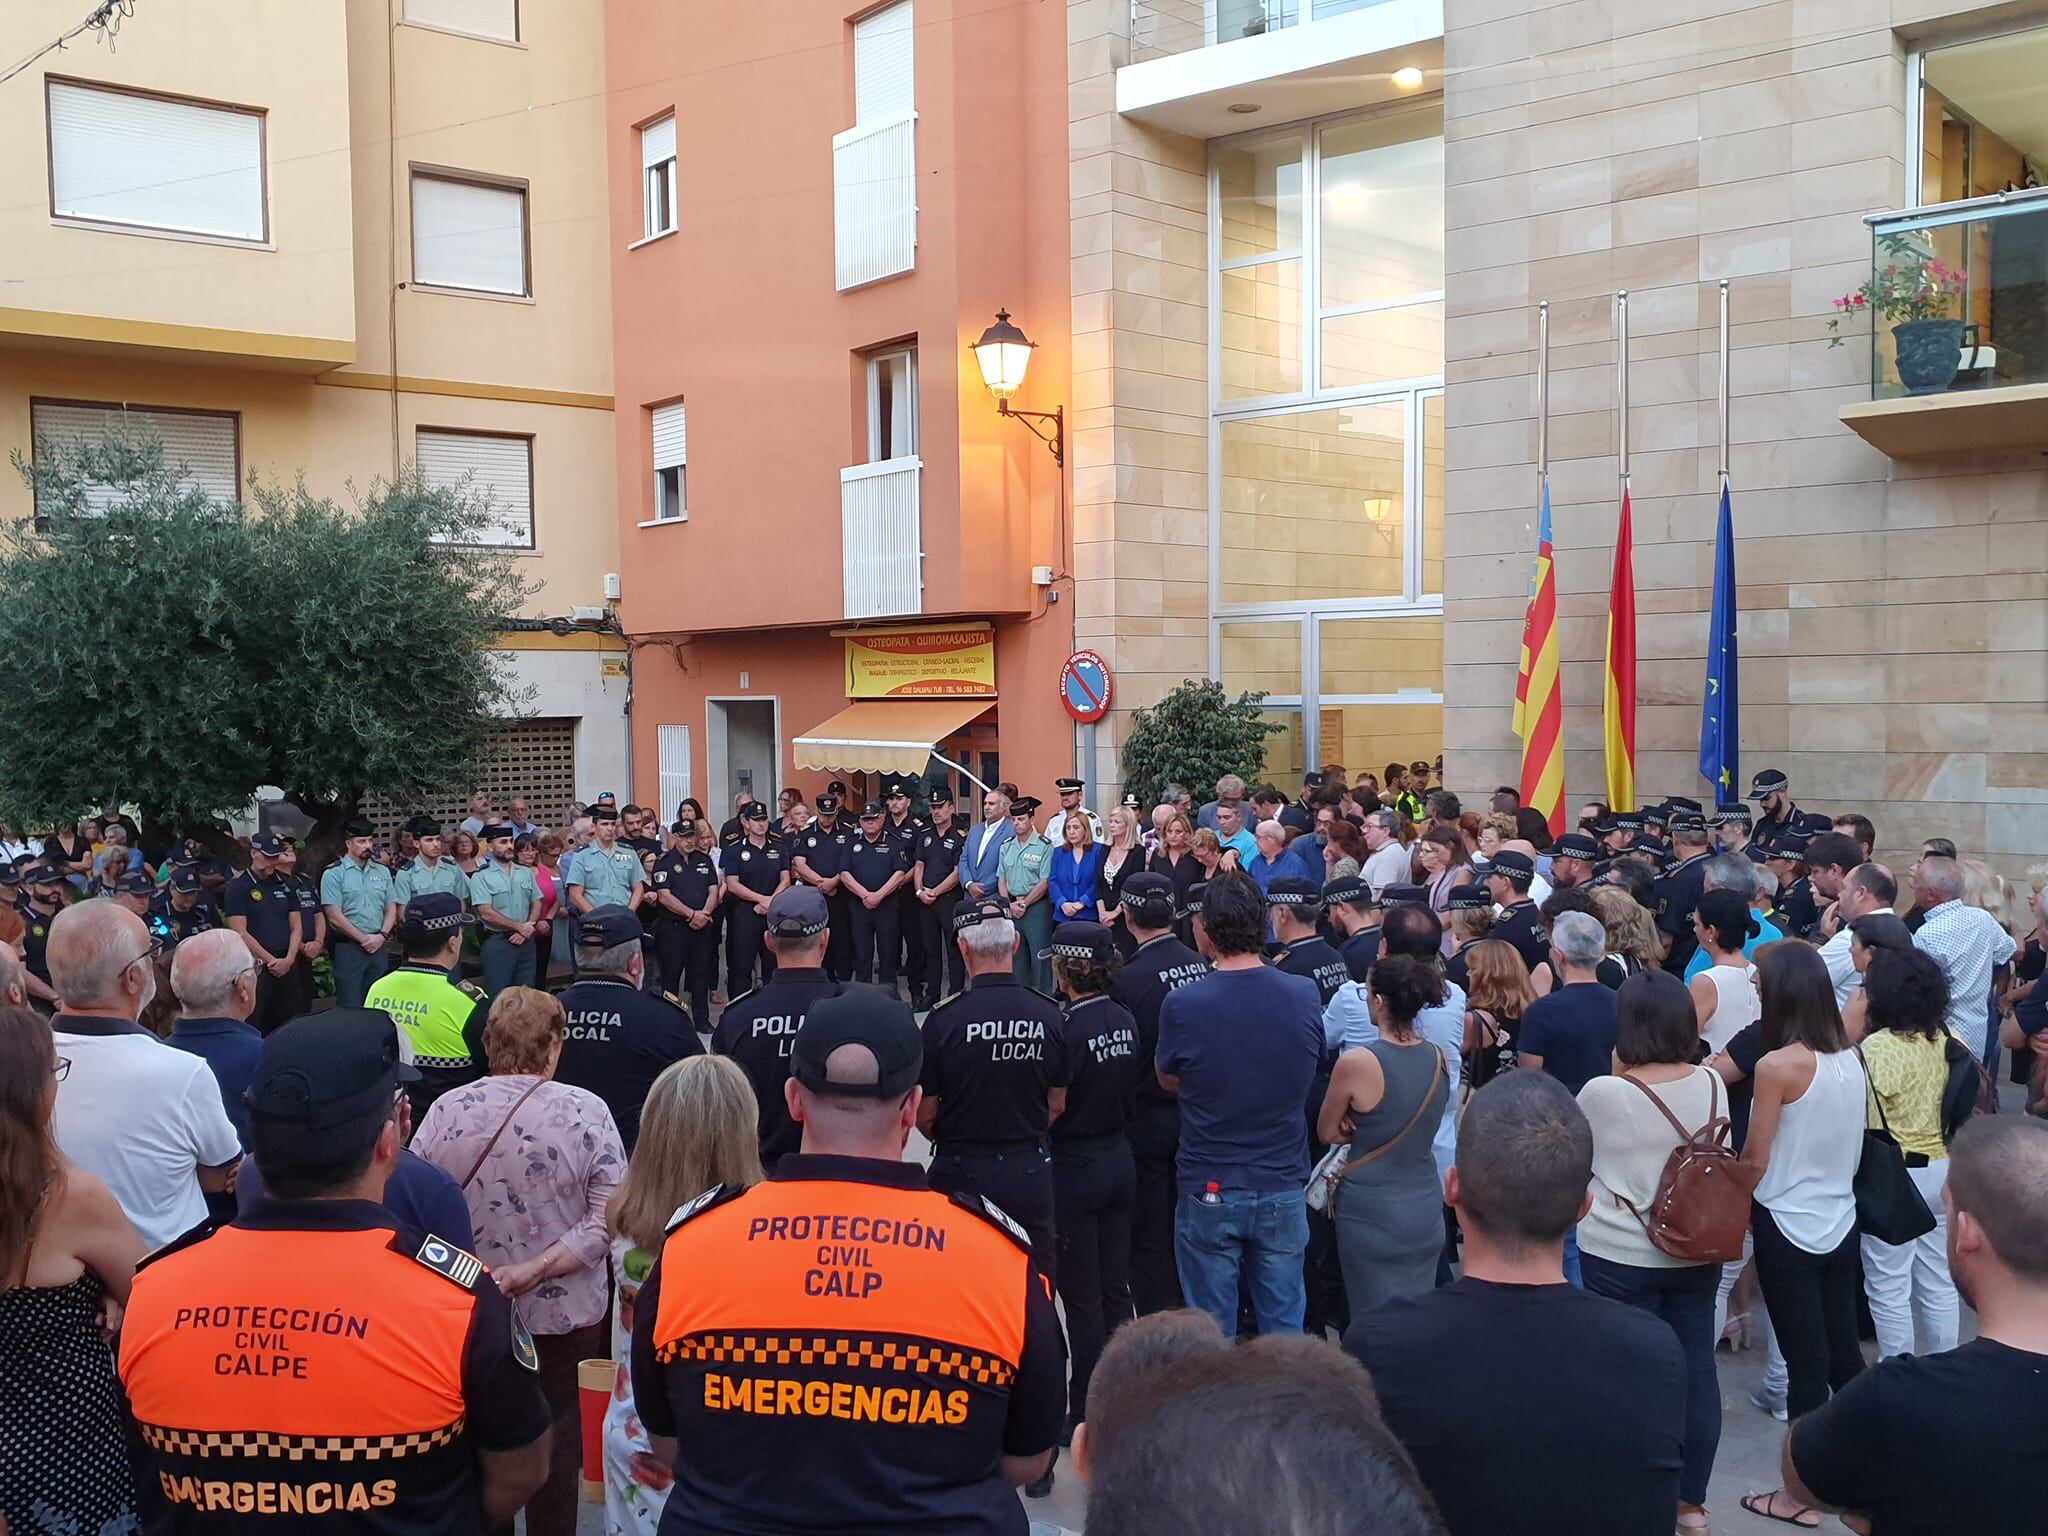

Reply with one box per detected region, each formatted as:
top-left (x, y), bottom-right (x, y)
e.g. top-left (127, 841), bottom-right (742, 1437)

top-left (1227, 101), bottom-right (1261, 114)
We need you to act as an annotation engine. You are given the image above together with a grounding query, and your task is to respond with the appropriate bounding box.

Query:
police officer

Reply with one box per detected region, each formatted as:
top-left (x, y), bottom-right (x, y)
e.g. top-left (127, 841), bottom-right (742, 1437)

top-left (1268, 877), bottom-right (1350, 1005)
top-left (919, 901), bottom-right (1069, 1268)
top-left (1443, 884), bottom-right (1493, 991)
top-left (395, 817), bottom-right (472, 914)
top-left (109, 870), bottom-right (157, 921)
top-left (119, 1010), bottom-right (553, 1535)
top-left (1769, 825), bottom-right (1823, 938)
top-left (1111, 874), bottom-right (1204, 1315)
top-left (650, 819), bottom-right (721, 1023)
top-left (1654, 809), bottom-right (1715, 975)
top-left (274, 842), bottom-right (326, 1019)
top-left (1713, 801), bottom-right (1753, 855)
top-left (630, 989), bottom-right (1065, 1532)
top-left (1750, 767), bottom-right (1801, 846)
top-left (1322, 874), bottom-right (1382, 983)
top-left (882, 781), bottom-right (927, 995)
top-left (843, 801), bottom-right (912, 991)
top-left (462, 823), bottom-right (537, 997)
top-left (364, 892), bottom-right (488, 1114)
top-left (321, 818), bottom-right (399, 1009)
top-left (1547, 831), bottom-right (1602, 892)
top-left (910, 788), bottom-right (967, 1009)
top-left (564, 804), bottom-right (645, 924)
top-left (15, 864), bottom-right (66, 1010)
top-left (1042, 777), bottom-right (1101, 845)
top-left (554, 907), bottom-right (700, 1154)
top-left (1043, 920), bottom-right (1139, 1437)
top-left (711, 886), bottom-right (842, 1168)
top-left (227, 832), bottom-right (304, 1032)
top-left (1484, 850), bottom-right (1548, 972)
top-left (723, 800), bottom-right (789, 996)
top-left (792, 792), bottom-right (856, 982)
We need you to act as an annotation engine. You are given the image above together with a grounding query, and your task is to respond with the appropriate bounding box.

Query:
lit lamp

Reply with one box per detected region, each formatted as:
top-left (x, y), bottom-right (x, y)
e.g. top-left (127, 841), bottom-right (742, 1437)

top-left (1363, 496), bottom-right (1397, 546)
top-left (972, 309), bottom-right (1064, 466)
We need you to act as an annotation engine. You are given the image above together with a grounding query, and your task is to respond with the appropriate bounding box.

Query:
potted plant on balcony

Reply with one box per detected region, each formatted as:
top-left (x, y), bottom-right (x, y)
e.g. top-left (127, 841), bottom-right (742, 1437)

top-left (1827, 234), bottom-right (1971, 395)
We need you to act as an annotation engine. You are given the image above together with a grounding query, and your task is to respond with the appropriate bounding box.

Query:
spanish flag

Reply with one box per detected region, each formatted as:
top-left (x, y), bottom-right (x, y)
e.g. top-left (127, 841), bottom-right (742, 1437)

top-left (1512, 481), bottom-right (1564, 837)
top-left (1603, 489), bottom-right (1638, 811)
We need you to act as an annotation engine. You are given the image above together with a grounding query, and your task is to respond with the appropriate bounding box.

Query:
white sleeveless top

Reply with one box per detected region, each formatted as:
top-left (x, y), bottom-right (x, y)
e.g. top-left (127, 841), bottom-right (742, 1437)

top-left (1753, 1048), bottom-right (1867, 1254)
top-left (1699, 963), bottom-right (1760, 1054)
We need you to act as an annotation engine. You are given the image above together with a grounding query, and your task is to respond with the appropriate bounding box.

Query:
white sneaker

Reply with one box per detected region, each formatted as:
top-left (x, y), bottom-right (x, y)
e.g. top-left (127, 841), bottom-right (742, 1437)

top-left (1750, 1387), bottom-right (1789, 1423)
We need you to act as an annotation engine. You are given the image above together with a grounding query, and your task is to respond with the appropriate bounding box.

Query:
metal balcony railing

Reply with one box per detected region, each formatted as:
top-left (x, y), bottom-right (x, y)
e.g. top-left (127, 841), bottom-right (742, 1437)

top-left (1128, 0), bottom-right (1396, 63)
top-left (841, 458), bottom-right (923, 619)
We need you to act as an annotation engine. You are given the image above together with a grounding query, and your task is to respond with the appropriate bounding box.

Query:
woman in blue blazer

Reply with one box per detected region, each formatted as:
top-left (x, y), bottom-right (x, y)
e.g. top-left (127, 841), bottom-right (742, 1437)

top-left (1048, 815), bottom-right (1105, 922)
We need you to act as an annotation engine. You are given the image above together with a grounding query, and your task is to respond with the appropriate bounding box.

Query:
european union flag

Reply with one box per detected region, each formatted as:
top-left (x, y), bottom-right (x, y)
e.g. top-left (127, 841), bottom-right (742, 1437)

top-left (1699, 483), bottom-right (1739, 803)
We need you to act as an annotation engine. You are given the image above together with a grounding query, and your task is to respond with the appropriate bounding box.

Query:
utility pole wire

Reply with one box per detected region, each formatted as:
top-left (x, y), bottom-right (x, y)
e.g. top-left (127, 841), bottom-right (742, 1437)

top-left (0, 0), bottom-right (136, 89)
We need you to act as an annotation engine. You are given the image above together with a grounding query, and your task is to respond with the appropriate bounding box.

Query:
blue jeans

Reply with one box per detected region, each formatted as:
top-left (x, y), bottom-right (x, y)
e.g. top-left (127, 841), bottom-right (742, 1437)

top-left (1174, 1187), bottom-right (1309, 1338)
top-left (1581, 1252), bottom-right (1721, 1507)
top-left (1562, 1225), bottom-right (1583, 1288)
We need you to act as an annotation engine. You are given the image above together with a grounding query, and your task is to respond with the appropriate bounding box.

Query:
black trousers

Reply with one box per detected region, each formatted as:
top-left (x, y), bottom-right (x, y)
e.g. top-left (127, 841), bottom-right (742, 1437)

top-left (1053, 1134), bottom-right (1136, 1424)
top-left (929, 1143), bottom-right (1057, 1285)
top-left (824, 892), bottom-right (855, 981)
top-left (1752, 1202), bottom-right (1865, 1418)
top-left (848, 896), bottom-right (902, 987)
top-left (898, 885), bottom-right (925, 990)
top-left (653, 919), bottom-right (719, 1025)
top-left (251, 967), bottom-right (300, 1035)
top-left (917, 889), bottom-right (964, 1002)
top-left (725, 899), bottom-right (775, 996)
top-left (1126, 1100), bottom-right (1184, 1314)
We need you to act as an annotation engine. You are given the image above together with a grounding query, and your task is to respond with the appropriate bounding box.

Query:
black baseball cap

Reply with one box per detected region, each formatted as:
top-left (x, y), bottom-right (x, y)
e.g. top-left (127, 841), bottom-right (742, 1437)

top-left (168, 866), bottom-right (204, 894)
top-left (791, 989), bottom-right (922, 1099)
top-left (114, 872), bottom-right (154, 897)
top-left (767, 886), bottom-right (830, 940)
top-left (1119, 871), bottom-right (1177, 924)
top-left (1265, 876), bottom-right (1322, 910)
top-left (399, 891), bottom-right (474, 938)
top-left (1040, 920), bottom-right (1115, 963)
top-left (0, 863), bottom-right (19, 887)
top-left (860, 801), bottom-right (885, 819)
top-left (576, 904), bottom-right (643, 947)
top-left (250, 832), bottom-right (290, 857)
top-left (245, 1010), bottom-right (419, 1131)
top-left (23, 863), bottom-right (64, 887)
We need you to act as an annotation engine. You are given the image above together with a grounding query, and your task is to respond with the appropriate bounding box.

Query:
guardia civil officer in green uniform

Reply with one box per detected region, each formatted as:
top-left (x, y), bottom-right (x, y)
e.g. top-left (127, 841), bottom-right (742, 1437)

top-left (227, 832), bottom-right (304, 1032)
top-left (565, 805), bottom-right (645, 916)
top-left (321, 817), bottom-right (399, 1008)
top-left (395, 817), bottom-right (472, 912)
top-left (470, 823), bottom-right (544, 997)
top-left (365, 891), bottom-right (488, 1115)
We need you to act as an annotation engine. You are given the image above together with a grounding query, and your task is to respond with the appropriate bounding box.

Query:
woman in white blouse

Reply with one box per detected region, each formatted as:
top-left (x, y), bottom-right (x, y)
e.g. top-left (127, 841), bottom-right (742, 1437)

top-left (1687, 889), bottom-right (1760, 1055)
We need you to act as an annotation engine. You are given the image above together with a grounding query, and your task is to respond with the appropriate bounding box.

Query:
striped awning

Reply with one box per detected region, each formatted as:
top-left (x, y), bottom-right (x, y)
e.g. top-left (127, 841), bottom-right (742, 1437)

top-left (792, 699), bottom-right (991, 776)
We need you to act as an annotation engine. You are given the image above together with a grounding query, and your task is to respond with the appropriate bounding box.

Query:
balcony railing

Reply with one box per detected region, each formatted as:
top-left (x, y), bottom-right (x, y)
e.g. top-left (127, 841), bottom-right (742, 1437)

top-left (1860, 187), bottom-right (2048, 400)
top-left (841, 458), bottom-right (922, 619)
top-left (832, 112), bottom-right (917, 291)
top-left (1129, 0), bottom-right (1396, 62)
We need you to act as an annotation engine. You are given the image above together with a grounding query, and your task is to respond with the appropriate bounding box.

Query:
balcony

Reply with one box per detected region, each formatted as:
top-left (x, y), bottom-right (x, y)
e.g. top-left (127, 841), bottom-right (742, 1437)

top-left (1129, 0), bottom-right (1403, 60)
top-left (841, 458), bottom-right (922, 619)
top-left (832, 113), bottom-right (916, 291)
top-left (1839, 188), bottom-right (2048, 459)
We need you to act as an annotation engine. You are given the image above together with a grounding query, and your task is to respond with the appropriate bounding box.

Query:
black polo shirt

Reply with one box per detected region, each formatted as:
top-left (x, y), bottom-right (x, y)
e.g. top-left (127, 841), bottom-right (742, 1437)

top-left (1110, 933), bottom-right (1208, 1109)
top-left (920, 973), bottom-right (1070, 1146)
top-left (914, 822), bottom-right (966, 888)
top-left (1654, 852), bottom-right (1711, 975)
top-left (710, 967), bottom-right (842, 1168)
top-left (224, 869), bottom-right (298, 955)
top-left (652, 849), bottom-right (719, 919)
top-left (1051, 994), bottom-right (1140, 1143)
top-left (794, 819), bottom-right (852, 884)
top-left (1274, 934), bottom-right (1351, 1006)
top-left (724, 837), bottom-right (786, 901)
top-left (1494, 898), bottom-right (1550, 972)
top-left (552, 975), bottom-right (702, 1154)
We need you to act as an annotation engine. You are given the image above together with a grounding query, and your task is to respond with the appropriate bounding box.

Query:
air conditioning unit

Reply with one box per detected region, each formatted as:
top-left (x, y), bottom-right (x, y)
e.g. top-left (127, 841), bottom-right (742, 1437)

top-left (571, 605), bottom-right (608, 624)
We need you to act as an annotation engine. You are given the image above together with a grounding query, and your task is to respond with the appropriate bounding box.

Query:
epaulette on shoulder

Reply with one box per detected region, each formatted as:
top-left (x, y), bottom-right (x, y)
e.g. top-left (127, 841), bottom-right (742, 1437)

top-left (926, 989), bottom-right (962, 1012)
top-left (665, 1182), bottom-right (745, 1234)
top-left (1028, 986), bottom-right (1061, 1006)
top-left (456, 979), bottom-right (487, 1001)
top-left (409, 1234), bottom-right (487, 1291)
top-left (721, 986), bottom-right (759, 1012)
top-left (660, 990), bottom-right (686, 1010)
top-left (948, 1189), bottom-right (1032, 1252)
top-left (136, 1217), bottom-right (223, 1272)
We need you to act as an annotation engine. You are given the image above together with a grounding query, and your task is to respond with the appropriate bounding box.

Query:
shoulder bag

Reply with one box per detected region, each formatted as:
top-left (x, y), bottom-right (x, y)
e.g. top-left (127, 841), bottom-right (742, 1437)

top-left (456, 1076), bottom-right (548, 1191)
top-left (1852, 1047), bottom-right (1937, 1246)
top-left (1306, 1046), bottom-right (1443, 1216)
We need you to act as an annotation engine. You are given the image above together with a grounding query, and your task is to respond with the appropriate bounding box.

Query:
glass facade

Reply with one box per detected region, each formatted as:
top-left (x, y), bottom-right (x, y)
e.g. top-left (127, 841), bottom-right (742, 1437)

top-left (1211, 102), bottom-right (1445, 782)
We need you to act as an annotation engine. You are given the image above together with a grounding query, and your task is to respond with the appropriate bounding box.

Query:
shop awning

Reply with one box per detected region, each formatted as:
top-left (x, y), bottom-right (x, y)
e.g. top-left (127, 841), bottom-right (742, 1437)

top-left (792, 698), bottom-right (992, 777)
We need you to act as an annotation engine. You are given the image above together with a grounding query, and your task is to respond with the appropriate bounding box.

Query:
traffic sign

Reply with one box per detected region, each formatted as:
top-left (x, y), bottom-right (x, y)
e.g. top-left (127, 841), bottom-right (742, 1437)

top-left (1060, 650), bottom-right (1113, 723)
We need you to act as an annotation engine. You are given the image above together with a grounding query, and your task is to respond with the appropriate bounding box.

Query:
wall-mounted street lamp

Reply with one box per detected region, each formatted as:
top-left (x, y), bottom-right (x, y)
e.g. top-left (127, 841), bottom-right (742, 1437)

top-left (1363, 495), bottom-right (1398, 546)
top-left (972, 309), bottom-right (1064, 467)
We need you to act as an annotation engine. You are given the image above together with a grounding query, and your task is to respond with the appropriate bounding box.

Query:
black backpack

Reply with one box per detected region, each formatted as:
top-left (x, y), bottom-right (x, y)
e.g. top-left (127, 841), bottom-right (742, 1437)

top-left (1941, 1035), bottom-right (1999, 1143)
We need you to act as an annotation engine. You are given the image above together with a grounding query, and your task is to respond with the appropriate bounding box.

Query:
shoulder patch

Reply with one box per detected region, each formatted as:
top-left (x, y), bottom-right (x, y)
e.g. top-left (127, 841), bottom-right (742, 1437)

top-left (665, 1182), bottom-right (744, 1234)
top-left (135, 1217), bottom-right (222, 1272)
top-left (950, 1189), bottom-right (1032, 1251)
top-left (412, 1234), bottom-right (486, 1290)
top-left (926, 990), bottom-right (962, 1014)
top-left (722, 986), bottom-right (759, 1012)
top-left (457, 979), bottom-right (486, 1001)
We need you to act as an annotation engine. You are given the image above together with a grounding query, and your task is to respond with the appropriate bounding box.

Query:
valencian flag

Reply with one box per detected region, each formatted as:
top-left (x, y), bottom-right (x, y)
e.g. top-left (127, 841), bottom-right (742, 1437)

top-left (1511, 481), bottom-right (1565, 837)
top-left (1603, 488), bottom-right (1638, 811)
top-left (1698, 482), bottom-right (1739, 802)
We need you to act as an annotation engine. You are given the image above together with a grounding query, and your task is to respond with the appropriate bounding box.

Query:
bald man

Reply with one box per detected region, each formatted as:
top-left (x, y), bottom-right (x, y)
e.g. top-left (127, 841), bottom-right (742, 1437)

top-left (0, 944), bottom-right (25, 1009)
top-left (48, 901), bottom-right (241, 1245)
top-left (167, 928), bottom-right (266, 1144)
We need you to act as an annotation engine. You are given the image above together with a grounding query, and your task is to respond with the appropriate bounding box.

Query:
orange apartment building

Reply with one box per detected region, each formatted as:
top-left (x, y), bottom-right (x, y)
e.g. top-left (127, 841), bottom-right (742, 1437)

top-left (604, 0), bottom-right (1078, 820)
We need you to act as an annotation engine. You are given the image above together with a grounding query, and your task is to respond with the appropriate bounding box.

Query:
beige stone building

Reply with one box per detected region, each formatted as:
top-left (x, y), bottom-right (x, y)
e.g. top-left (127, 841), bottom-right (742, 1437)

top-left (1073, 0), bottom-right (2048, 877)
top-left (0, 0), bottom-right (627, 818)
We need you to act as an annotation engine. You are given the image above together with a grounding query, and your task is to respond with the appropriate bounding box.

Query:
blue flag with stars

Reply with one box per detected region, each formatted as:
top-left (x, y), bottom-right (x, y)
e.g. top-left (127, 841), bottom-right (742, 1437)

top-left (1699, 483), bottom-right (1739, 803)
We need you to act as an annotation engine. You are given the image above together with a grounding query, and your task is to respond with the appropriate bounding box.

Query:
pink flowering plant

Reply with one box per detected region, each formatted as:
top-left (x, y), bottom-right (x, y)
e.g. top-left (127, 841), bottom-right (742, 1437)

top-left (1826, 234), bottom-right (1969, 347)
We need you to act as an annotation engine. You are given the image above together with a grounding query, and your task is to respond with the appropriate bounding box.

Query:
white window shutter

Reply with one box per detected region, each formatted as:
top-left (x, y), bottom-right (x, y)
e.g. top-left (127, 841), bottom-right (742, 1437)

top-left (403, 0), bottom-right (518, 42)
top-left (411, 175), bottom-right (527, 295)
top-left (641, 115), bottom-right (676, 170)
top-left (651, 403), bottom-right (687, 471)
top-left (657, 725), bottom-right (692, 821)
top-left (47, 81), bottom-right (265, 241)
top-left (854, 2), bottom-right (914, 122)
top-left (32, 401), bottom-right (238, 516)
top-left (417, 430), bottom-right (533, 547)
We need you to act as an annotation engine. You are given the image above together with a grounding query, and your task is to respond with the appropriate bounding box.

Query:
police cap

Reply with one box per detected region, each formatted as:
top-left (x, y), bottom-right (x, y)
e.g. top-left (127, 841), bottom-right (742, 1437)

top-left (859, 801), bottom-right (885, 819)
top-left (791, 989), bottom-right (922, 1099)
top-left (1488, 849), bottom-right (1537, 880)
top-left (1641, 805), bottom-right (1670, 828)
top-left (1265, 876), bottom-right (1323, 911)
top-left (1612, 811), bottom-right (1644, 832)
top-left (22, 863), bottom-right (64, 887)
top-left (952, 898), bottom-right (1008, 935)
top-left (740, 801), bottom-right (770, 823)
top-left (1321, 873), bottom-right (1371, 908)
top-left (1010, 795), bottom-right (1043, 817)
top-left (816, 794), bottom-right (841, 815)
top-left (1664, 796), bottom-right (1703, 813)
top-left (1054, 778), bottom-right (1085, 793)
top-left (1712, 804), bottom-right (1753, 827)
top-left (406, 816), bottom-right (443, 839)
top-left (671, 818), bottom-right (698, 838)
top-left (114, 872), bottom-right (154, 897)
top-left (249, 832), bottom-right (290, 857)
top-left (342, 818), bottom-right (377, 839)
top-left (827, 781), bottom-right (850, 798)
top-left (399, 891), bottom-right (474, 938)
top-left (168, 866), bottom-right (204, 895)
top-left (1668, 808), bottom-right (1707, 836)
top-left (1040, 920), bottom-right (1116, 963)
top-left (576, 904), bottom-right (642, 947)
top-left (1380, 882), bottom-right (1431, 906)
top-left (1446, 884), bottom-right (1493, 911)
top-left (1184, 881), bottom-right (1207, 915)
top-left (927, 786), bottom-right (954, 808)
top-left (245, 1009), bottom-right (420, 1131)
top-left (479, 823), bottom-right (515, 842)
top-left (0, 862), bottom-right (18, 887)
top-left (1749, 768), bottom-right (1789, 798)
top-left (767, 885), bottom-right (830, 940)
top-left (1548, 832), bottom-right (1602, 862)
top-left (592, 805), bottom-right (621, 823)
top-left (1118, 871), bottom-right (1177, 925)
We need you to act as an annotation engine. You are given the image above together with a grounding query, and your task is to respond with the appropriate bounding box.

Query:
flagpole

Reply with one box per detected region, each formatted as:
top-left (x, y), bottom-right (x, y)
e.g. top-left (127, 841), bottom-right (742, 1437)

top-left (1616, 289), bottom-right (1630, 483)
top-left (1537, 300), bottom-right (1549, 482)
top-left (1718, 279), bottom-right (1731, 484)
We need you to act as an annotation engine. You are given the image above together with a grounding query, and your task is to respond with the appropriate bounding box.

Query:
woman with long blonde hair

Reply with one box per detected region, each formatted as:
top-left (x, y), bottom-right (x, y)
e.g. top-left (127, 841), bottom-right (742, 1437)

top-left (602, 1056), bottom-right (764, 1536)
top-left (1095, 803), bottom-right (1145, 957)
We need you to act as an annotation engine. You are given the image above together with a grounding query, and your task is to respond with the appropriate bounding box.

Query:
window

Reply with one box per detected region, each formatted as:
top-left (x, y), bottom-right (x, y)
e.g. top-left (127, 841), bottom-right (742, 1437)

top-left (411, 172), bottom-right (528, 296)
top-left (403, 0), bottom-right (518, 42)
top-left (30, 399), bottom-right (239, 518)
top-left (651, 402), bottom-right (687, 523)
top-left (46, 80), bottom-right (265, 242)
top-left (866, 347), bottom-right (917, 462)
top-left (854, 2), bottom-right (915, 122)
top-left (417, 429), bottom-right (534, 547)
top-left (641, 115), bottom-right (677, 239)
top-left (836, 2), bottom-right (917, 289)
top-left (657, 725), bottom-right (692, 821)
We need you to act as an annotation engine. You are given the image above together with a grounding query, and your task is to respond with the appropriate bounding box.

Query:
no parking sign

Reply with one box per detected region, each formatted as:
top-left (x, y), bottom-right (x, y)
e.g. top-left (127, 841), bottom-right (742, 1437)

top-left (1059, 650), bottom-right (1113, 724)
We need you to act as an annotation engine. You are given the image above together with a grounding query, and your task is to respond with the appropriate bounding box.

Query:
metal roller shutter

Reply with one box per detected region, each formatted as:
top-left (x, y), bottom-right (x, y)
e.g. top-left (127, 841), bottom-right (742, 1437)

top-left (47, 80), bottom-right (266, 241)
top-left (31, 400), bottom-right (239, 516)
top-left (403, 0), bottom-right (519, 41)
top-left (411, 173), bottom-right (528, 296)
top-left (651, 402), bottom-right (687, 471)
top-left (854, 2), bottom-right (914, 122)
top-left (417, 429), bottom-right (533, 547)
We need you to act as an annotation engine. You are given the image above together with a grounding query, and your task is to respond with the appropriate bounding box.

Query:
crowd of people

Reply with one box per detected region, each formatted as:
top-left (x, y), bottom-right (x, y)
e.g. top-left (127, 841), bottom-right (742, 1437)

top-left (2, 756), bottom-right (2047, 1536)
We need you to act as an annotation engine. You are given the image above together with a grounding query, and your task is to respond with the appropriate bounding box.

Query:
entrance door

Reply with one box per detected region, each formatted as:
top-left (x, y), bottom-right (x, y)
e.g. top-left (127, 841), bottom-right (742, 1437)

top-left (707, 698), bottom-right (778, 817)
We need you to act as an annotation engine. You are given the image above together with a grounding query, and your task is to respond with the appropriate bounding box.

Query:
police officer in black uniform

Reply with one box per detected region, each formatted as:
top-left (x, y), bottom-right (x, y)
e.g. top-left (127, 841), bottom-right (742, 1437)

top-left (1268, 877), bottom-right (1350, 1005)
top-left (910, 789), bottom-right (967, 1008)
top-left (1322, 873), bottom-right (1382, 983)
top-left (278, 842), bottom-right (326, 1018)
top-left (17, 864), bottom-right (66, 1009)
top-left (1654, 807), bottom-right (1715, 975)
top-left (919, 900), bottom-right (1069, 1267)
top-left (225, 832), bottom-right (304, 1033)
top-left (723, 801), bottom-right (789, 997)
top-left (650, 819), bottom-right (721, 1023)
top-left (711, 886), bottom-right (843, 1169)
top-left (792, 793), bottom-right (856, 982)
top-left (1770, 822), bottom-right (1825, 938)
top-left (150, 863), bottom-right (223, 948)
top-left (843, 802), bottom-right (913, 991)
top-left (1443, 884), bottom-right (1493, 992)
top-left (882, 780), bottom-right (927, 998)
top-left (1712, 801), bottom-right (1753, 855)
top-left (1750, 767), bottom-right (1801, 846)
top-left (554, 907), bottom-right (701, 1155)
top-left (1484, 850), bottom-right (1548, 972)
top-left (1111, 873), bottom-right (1205, 1315)
top-left (1043, 920), bottom-right (1139, 1438)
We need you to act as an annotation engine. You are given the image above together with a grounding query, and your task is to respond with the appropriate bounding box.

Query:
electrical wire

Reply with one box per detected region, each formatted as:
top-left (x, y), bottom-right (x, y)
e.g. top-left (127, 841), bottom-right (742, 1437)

top-left (0, 0), bottom-right (134, 89)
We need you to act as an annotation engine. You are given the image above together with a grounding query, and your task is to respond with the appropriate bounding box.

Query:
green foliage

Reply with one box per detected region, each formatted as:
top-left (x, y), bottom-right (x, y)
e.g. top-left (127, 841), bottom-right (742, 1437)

top-left (0, 427), bottom-right (532, 839)
top-left (1118, 678), bottom-right (1282, 807)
